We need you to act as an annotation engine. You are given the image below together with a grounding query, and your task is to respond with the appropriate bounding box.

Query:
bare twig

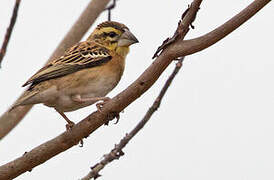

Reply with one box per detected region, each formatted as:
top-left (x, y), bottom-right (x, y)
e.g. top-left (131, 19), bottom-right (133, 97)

top-left (81, 57), bottom-right (185, 180)
top-left (0, 0), bottom-right (21, 67)
top-left (0, 0), bottom-right (111, 140)
top-left (152, 4), bottom-right (200, 59)
top-left (0, 0), bottom-right (270, 179)
top-left (105, 0), bottom-right (117, 21)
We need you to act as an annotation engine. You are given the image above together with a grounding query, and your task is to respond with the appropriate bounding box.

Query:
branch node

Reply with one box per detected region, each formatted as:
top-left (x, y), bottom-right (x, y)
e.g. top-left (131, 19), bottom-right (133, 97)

top-left (90, 163), bottom-right (99, 170)
top-left (117, 150), bottom-right (125, 156)
top-left (93, 173), bottom-right (101, 179)
top-left (152, 4), bottom-right (199, 59)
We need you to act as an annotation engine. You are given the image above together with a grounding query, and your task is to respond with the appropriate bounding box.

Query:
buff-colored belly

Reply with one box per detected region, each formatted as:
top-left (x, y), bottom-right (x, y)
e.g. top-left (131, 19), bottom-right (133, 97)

top-left (42, 66), bottom-right (122, 112)
top-left (22, 54), bottom-right (125, 112)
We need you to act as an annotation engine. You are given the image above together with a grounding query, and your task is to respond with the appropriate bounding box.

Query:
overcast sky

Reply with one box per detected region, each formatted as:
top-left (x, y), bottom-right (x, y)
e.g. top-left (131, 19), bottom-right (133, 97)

top-left (0, 0), bottom-right (274, 180)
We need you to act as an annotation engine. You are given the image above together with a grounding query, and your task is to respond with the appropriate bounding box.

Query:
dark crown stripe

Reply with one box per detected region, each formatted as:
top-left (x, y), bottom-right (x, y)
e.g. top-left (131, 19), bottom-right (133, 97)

top-left (96, 21), bottom-right (128, 32)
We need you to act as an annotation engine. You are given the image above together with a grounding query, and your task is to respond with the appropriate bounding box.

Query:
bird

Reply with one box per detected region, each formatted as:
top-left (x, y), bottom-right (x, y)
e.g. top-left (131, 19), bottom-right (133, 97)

top-left (10, 21), bottom-right (139, 129)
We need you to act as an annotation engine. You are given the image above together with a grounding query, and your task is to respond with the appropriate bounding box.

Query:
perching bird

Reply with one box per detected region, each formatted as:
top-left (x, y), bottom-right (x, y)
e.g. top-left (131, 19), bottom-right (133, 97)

top-left (11, 21), bottom-right (138, 129)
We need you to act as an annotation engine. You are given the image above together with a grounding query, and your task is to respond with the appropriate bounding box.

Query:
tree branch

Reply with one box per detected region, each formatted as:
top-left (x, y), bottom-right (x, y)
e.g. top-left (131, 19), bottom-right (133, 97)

top-left (168, 0), bottom-right (271, 57)
top-left (81, 57), bottom-right (185, 180)
top-left (0, 0), bottom-right (21, 67)
top-left (0, 0), bottom-right (111, 140)
top-left (0, 0), bottom-right (270, 179)
top-left (0, 0), bottom-right (201, 179)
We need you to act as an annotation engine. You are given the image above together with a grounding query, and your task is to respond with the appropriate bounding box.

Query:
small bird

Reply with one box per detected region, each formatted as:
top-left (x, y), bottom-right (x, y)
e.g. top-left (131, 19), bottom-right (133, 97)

top-left (11, 21), bottom-right (138, 129)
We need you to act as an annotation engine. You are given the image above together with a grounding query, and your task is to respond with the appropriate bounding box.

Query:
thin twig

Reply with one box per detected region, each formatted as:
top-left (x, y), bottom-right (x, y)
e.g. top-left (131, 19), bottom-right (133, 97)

top-left (0, 0), bottom-right (21, 67)
top-left (152, 3), bottom-right (199, 59)
top-left (152, 6), bottom-right (190, 59)
top-left (105, 0), bottom-right (117, 21)
top-left (81, 57), bottom-right (185, 180)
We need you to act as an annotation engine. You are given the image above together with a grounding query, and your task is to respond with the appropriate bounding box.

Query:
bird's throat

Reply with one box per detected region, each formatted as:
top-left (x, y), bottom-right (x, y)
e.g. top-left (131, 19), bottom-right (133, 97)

top-left (116, 46), bottom-right (129, 58)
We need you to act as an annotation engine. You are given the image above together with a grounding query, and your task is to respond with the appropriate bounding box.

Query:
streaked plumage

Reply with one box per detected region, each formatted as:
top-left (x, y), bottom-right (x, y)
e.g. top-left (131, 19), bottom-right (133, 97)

top-left (11, 21), bottom-right (138, 128)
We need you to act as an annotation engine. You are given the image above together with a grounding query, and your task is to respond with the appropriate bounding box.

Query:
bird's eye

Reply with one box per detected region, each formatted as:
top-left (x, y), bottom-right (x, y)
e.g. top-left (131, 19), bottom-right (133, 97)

top-left (108, 32), bottom-right (117, 38)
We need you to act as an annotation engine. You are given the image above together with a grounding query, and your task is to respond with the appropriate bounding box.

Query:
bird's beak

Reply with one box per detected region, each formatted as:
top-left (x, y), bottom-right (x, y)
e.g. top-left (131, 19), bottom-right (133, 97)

top-left (118, 29), bottom-right (139, 47)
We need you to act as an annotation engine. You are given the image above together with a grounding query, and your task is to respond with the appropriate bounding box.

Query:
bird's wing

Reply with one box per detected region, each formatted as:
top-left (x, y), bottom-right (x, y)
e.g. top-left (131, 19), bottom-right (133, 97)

top-left (22, 42), bottom-right (112, 87)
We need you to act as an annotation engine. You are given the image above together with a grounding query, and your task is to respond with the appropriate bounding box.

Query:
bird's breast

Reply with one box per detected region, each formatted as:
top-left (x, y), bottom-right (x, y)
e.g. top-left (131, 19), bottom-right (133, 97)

top-left (48, 58), bottom-right (124, 112)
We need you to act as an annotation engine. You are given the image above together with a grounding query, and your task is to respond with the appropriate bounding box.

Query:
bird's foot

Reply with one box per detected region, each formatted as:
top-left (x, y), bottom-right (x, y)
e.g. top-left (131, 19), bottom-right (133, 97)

top-left (95, 97), bottom-right (120, 125)
top-left (64, 121), bottom-right (84, 147)
top-left (65, 121), bottom-right (75, 130)
top-left (65, 122), bottom-right (84, 147)
top-left (96, 97), bottom-right (111, 112)
top-left (104, 111), bottom-right (120, 125)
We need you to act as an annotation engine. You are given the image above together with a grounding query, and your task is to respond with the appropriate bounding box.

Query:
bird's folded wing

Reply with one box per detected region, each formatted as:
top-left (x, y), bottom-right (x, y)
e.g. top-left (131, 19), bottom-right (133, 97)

top-left (22, 42), bottom-right (112, 87)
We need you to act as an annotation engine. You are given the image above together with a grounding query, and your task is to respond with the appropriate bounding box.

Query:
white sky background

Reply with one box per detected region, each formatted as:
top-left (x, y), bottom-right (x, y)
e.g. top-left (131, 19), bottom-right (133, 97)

top-left (0, 0), bottom-right (274, 179)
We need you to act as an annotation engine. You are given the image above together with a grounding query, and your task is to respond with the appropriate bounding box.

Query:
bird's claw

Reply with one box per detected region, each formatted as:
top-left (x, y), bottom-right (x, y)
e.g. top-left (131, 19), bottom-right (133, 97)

top-left (65, 121), bottom-right (75, 130)
top-left (95, 97), bottom-right (120, 125)
top-left (79, 139), bottom-right (84, 147)
top-left (64, 121), bottom-right (83, 146)
top-left (113, 113), bottom-right (120, 124)
top-left (104, 112), bottom-right (120, 125)
top-left (96, 97), bottom-right (111, 112)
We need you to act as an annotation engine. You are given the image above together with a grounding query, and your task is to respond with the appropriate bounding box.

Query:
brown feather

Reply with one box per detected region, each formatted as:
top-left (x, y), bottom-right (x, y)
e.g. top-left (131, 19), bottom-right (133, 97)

top-left (22, 42), bottom-right (112, 88)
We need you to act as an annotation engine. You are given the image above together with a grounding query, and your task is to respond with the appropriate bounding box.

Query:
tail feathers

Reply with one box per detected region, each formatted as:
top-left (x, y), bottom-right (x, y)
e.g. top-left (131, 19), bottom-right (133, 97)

top-left (9, 91), bottom-right (39, 112)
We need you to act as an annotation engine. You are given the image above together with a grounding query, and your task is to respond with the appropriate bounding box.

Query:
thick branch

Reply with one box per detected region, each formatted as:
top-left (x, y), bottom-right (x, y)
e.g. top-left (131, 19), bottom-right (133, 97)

top-left (0, 1), bottom-right (202, 179)
top-left (0, 0), bottom-right (111, 140)
top-left (0, 0), bottom-right (21, 67)
top-left (0, 0), bottom-right (270, 179)
top-left (81, 57), bottom-right (185, 180)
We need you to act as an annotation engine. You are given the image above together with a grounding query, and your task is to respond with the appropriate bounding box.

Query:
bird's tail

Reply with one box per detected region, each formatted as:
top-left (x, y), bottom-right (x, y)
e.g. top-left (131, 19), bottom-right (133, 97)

top-left (9, 90), bottom-right (39, 112)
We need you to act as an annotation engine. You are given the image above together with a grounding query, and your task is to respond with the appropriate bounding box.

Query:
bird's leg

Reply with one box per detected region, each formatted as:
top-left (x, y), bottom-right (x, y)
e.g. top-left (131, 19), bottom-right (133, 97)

top-left (72, 95), bottom-right (111, 112)
top-left (72, 95), bottom-right (119, 125)
top-left (54, 108), bottom-right (75, 130)
top-left (54, 108), bottom-right (84, 146)
top-left (72, 95), bottom-right (110, 104)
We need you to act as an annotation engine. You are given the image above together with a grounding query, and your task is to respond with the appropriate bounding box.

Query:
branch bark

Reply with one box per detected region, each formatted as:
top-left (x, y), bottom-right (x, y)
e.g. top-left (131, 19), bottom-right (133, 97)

top-left (81, 57), bottom-right (185, 180)
top-left (0, 0), bottom-right (21, 67)
top-left (0, 0), bottom-right (271, 179)
top-left (0, 0), bottom-right (111, 140)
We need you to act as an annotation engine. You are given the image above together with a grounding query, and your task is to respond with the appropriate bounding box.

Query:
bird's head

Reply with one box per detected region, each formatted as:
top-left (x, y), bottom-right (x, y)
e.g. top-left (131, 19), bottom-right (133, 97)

top-left (87, 21), bottom-right (138, 57)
